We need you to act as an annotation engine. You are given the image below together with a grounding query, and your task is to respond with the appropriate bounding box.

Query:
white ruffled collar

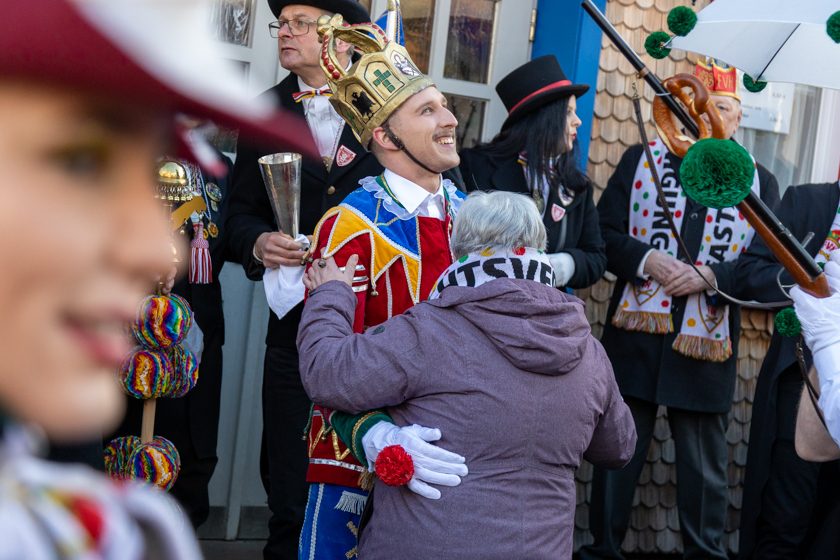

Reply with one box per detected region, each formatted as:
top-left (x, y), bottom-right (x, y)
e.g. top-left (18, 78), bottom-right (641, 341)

top-left (359, 173), bottom-right (462, 221)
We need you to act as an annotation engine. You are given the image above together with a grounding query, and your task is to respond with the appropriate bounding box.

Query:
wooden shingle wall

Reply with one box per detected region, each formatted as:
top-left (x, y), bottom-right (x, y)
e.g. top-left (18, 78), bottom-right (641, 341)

top-left (575, 0), bottom-right (774, 555)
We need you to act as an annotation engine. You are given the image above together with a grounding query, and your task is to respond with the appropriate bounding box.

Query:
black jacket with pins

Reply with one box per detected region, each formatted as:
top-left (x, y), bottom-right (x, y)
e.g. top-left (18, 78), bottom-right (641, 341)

top-left (459, 147), bottom-right (607, 290)
top-left (734, 182), bottom-right (840, 559)
top-left (227, 74), bottom-right (385, 347)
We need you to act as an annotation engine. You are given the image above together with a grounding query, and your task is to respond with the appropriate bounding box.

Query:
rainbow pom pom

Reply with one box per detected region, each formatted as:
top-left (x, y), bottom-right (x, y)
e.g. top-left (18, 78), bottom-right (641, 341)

top-left (132, 295), bottom-right (192, 349)
top-left (168, 345), bottom-right (199, 398)
top-left (168, 293), bottom-right (193, 319)
top-left (128, 436), bottom-right (181, 491)
top-left (118, 347), bottom-right (174, 399)
top-left (104, 435), bottom-right (141, 480)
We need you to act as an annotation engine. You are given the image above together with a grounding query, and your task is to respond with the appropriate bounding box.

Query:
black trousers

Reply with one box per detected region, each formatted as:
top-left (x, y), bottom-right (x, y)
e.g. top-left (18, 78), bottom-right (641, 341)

top-left (260, 346), bottom-right (311, 560)
top-left (580, 397), bottom-right (729, 560)
top-left (166, 331), bottom-right (224, 528)
top-left (751, 369), bottom-right (840, 559)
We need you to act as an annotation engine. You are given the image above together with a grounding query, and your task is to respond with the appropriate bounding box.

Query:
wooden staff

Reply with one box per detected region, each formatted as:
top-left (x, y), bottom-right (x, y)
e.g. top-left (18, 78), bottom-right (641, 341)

top-left (581, 0), bottom-right (830, 298)
top-left (141, 399), bottom-right (156, 444)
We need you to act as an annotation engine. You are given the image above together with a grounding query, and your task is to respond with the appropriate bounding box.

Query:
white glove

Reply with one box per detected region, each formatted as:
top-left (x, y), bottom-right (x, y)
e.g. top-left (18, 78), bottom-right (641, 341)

top-left (548, 252), bottom-right (575, 287)
top-left (263, 234), bottom-right (310, 320)
top-left (790, 257), bottom-right (840, 445)
top-left (362, 421), bottom-right (469, 500)
top-left (790, 259), bottom-right (840, 355)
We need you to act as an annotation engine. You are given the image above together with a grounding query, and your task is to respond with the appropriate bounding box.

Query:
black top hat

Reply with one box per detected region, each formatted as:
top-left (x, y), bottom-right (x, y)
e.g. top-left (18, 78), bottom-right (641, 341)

top-left (496, 55), bottom-right (589, 129)
top-left (267, 0), bottom-right (369, 24)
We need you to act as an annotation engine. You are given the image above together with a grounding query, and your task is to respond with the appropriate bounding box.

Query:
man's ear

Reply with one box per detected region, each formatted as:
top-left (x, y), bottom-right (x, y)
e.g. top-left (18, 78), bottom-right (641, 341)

top-left (371, 126), bottom-right (398, 152)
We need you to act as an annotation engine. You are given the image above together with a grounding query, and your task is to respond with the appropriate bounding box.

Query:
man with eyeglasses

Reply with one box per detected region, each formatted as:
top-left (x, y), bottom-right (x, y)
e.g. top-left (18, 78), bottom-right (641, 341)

top-left (226, 2), bottom-right (378, 559)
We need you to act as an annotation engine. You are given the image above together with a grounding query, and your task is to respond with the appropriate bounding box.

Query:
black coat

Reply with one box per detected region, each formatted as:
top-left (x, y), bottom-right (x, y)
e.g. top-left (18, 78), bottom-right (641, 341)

top-left (459, 147), bottom-right (606, 290)
top-left (734, 182), bottom-right (840, 558)
top-left (598, 144), bottom-right (780, 413)
top-left (226, 74), bottom-right (384, 348)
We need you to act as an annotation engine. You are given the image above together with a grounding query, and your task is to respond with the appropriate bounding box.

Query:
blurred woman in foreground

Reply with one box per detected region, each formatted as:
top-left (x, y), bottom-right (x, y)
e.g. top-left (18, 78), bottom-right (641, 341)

top-left (0, 0), bottom-right (311, 556)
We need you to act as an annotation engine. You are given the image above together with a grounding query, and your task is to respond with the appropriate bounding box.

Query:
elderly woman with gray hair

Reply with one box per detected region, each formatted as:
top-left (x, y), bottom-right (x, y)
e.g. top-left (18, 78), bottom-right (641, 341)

top-left (298, 191), bottom-right (635, 559)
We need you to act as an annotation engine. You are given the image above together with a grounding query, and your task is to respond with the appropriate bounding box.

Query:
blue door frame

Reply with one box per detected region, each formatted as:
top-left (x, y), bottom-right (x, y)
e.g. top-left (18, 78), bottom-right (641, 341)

top-left (532, 0), bottom-right (606, 165)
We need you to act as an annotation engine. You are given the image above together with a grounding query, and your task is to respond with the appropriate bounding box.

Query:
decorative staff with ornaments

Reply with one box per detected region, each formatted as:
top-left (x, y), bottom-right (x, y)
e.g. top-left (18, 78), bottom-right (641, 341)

top-left (104, 159), bottom-right (212, 491)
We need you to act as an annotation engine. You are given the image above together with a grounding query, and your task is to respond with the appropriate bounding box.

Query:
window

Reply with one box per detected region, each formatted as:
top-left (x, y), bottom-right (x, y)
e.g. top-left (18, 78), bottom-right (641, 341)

top-left (737, 84), bottom-right (823, 193)
top-left (369, 0), bottom-right (534, 147)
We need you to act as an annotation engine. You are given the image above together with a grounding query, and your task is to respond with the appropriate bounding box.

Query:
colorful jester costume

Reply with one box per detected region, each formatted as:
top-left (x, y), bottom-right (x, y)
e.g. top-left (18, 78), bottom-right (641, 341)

top-left (305, 173), bottom-right (463, 485)
top-left (297, 9), bottom-right (465, 559)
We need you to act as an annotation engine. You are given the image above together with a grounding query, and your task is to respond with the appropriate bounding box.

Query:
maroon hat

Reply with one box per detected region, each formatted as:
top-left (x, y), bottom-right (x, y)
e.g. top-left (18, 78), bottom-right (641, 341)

top-left (0, 0), bottom-right (315, 158)
top-left (496, 56), bottom-right (589, 130)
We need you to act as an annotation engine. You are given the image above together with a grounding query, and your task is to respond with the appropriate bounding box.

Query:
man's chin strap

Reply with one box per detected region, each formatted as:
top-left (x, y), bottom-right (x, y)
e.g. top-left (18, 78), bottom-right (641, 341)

top-left (382, 122), bottom-right (440, 176)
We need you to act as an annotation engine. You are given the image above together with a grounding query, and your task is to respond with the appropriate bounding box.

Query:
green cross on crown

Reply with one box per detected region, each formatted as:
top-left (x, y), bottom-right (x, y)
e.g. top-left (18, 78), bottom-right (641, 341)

top-left (372, 69), bottom-right (396, 93)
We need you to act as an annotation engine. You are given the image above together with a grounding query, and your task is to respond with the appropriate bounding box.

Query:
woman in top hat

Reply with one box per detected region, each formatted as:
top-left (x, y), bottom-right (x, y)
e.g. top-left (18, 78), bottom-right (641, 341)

top-left (459, 55), bottom-right (606, 290)
top-left (0, 0), bottom-right (311, 557)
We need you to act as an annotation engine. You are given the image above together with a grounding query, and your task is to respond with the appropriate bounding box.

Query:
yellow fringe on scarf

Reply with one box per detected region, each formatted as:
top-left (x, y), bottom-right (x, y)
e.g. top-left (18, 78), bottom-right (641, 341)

top-left (611, 309), bottom-right (673, 334)
top-left (672, 333), bottom-right (732, 363)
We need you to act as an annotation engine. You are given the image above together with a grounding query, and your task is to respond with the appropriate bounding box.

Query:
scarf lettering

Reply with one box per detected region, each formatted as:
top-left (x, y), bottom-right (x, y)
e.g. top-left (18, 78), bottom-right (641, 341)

top-left (650, 161), bottom-right (681, 250)
top-left (708, 211), bottom-right (736, 263)
top-left (429, 247), bottom-right (555, 300)
top-left (483, 258), bottom-right (507, 278)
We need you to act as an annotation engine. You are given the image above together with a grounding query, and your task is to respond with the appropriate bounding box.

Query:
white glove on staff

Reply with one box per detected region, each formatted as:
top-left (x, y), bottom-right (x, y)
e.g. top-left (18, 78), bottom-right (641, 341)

top-left (790, 256), bottom-right (840, 445)
top-left (362, 421), bottom-right (469, 500)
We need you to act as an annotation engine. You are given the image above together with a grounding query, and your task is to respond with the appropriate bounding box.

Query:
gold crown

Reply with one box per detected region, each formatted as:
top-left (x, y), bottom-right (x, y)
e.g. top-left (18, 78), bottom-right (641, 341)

top-left (317, 13), bottom-right (434, 147)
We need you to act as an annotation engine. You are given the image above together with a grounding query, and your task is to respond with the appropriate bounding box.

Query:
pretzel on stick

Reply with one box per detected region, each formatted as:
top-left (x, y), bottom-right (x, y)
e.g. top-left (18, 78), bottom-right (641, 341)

top-left (652, 73), bottom-right (726, 158)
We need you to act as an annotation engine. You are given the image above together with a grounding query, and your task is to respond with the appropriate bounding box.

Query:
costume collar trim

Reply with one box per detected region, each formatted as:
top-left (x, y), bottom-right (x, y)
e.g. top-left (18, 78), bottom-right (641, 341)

top-left (359, 173), bottom-right (462, 221)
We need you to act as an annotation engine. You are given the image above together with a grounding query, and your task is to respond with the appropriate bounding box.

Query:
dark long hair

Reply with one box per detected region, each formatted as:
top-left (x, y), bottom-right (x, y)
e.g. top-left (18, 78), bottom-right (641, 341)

top-left (479, 96), bottom-right (589, 194)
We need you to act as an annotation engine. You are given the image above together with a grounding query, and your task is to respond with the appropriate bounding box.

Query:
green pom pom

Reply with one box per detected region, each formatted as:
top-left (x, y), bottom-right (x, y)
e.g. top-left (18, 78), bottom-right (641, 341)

top-left (680, 138), bottom-right (755, 209)
top-left (743, 74), bottom-right (767, 93)
top-left (828, 11), bottom-right (840, 43)
top-left (667, 6), bottom-right (697, 36)
top-left (645, 31), bottom-right (672, 60)
top-left (774, 307), bottom-right (801, 338)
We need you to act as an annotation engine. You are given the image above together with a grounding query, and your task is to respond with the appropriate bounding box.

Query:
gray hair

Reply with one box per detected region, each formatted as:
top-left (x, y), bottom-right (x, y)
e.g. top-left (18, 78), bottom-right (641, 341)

top-left (450, 191), bottom-right (547, 259)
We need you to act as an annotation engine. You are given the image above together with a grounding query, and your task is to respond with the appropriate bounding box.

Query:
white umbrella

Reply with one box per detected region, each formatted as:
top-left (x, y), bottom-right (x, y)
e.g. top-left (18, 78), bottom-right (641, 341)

top-left (668, 0), bottom-right (840, 90)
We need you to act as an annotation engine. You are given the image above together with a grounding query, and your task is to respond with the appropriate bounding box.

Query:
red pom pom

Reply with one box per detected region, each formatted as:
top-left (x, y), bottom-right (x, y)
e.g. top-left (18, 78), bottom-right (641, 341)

top-left (374, 445), bottom-right (415, 486)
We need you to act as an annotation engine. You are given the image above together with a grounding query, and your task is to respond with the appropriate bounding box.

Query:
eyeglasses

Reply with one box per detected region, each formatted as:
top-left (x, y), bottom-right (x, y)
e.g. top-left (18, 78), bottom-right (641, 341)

top-left (268, 18), bottom-right (317, 37)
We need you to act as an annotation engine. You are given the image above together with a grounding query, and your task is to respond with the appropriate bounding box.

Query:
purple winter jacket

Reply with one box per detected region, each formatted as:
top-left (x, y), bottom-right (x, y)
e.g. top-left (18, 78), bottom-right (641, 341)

top-left (298, 278), bottom-right (636, 559)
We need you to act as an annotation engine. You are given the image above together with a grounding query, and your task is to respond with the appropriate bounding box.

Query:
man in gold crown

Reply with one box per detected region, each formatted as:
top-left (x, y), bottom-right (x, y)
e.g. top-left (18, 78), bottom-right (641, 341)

top-left (294, 10), bottom-right (469, 560)
top-left (581, 60), bottom-right (780, 560)
top-left (225, 2), bottom-right (382, 558)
